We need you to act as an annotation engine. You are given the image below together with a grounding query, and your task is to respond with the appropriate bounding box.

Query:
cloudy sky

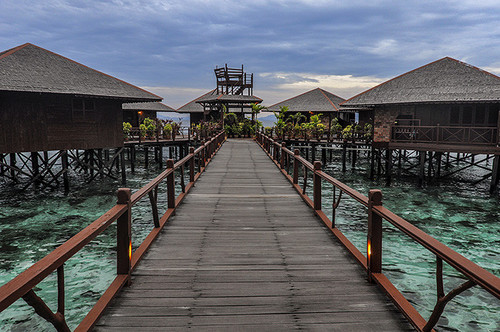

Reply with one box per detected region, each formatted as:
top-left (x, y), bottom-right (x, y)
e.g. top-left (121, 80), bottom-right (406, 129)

top-left (1, 0), bottom-right (500, 108)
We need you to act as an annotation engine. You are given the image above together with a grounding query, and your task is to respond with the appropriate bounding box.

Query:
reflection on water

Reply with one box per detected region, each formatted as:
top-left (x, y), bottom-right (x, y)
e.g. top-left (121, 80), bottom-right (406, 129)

top-left (0, 148), bottom-right (499, 331)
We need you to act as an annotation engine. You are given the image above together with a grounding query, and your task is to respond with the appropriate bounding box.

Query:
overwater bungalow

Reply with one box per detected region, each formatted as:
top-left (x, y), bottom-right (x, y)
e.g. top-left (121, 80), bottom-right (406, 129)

top-left (123, 101), bottom-right (176, 127)
top-left (0, 43), bottom-right (161, 188)
top-left (267, 87), bottom-right (352, 127)
top-left (341, 57), bottom-right (500, 191)
top-left (176, 89), bottom-right (216, 125)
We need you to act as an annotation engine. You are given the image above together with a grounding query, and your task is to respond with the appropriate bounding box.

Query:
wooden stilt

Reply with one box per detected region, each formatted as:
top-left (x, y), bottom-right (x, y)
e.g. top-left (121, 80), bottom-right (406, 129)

top-left (0, 153), bottom-right (4, 176)
top-left (385, 149), bottom-right (392, 186)
top-left (61, 151), bottom-right (69, 192)
top-left (436, 152), bottom-right (442, 179)
top-left (370, 146), bottom-right (375, 180)
top-left (351, 145), bottom-right (357, 169)
top-left (130, 146), bottom-right (135, 173)
top-left (376, 149), bottom-right (382, 178)
top-left (120, 149), bottom-right (126, 184)
top-left (158, 146), bottom-right (163, 169)
top-left (322, 146), bottom-right (326, 165)
top-left (311, 143), bottom-right (316, 162)
top-left (342, 140), bottom-right (347, 172)
top-left (144, 147), bottom-right (149, 169)
top-left (31, 152), bottom-right (40, 186)
top-left (490, 155), bottom-right (500, 193)
top-left (427, 151), bottom-right (433, 179)
top-left (397, 149), bottom-right (402, 177)
top-left (9, 153), bottom-right (16, 181)
top-left (98, 149), bottom-right (103, 178)
top-left (419, 151), bottom-right (426, 187)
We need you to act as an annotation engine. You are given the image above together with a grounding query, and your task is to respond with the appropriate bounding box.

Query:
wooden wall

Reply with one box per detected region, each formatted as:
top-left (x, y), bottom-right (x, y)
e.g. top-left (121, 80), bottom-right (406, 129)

top-left (0, 92), bottom-right (123, 154)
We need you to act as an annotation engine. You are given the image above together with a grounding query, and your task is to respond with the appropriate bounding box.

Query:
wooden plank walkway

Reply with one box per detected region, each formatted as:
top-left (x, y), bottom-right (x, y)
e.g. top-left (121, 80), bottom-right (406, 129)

top-left (95, 139), bottom-right (413, 331)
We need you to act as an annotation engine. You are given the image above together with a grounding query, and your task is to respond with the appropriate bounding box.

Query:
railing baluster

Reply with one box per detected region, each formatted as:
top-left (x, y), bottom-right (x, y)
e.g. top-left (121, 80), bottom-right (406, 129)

top-left (180, 164), bottom-right (186, 193)
top-left (281, 142), bottom-right (286, 169)
top-left (302, 164), bottom-right (307, 195)
top-left (293, 149), bottom-right (299, 184)
top-left (57, 265), bottom-right (65, 316)
top-left (116, 188), bottom-right (132, 285)
top-left (313, 161), bottom-right (322, 210)
top-left (189, 147), bottom-right (195, 182)
top-left (166, 159), bottom-right (175, 209)
top-left (367, 189), bottom-right (382, 283)
top-left (148, 185), bottom-right (159, 228)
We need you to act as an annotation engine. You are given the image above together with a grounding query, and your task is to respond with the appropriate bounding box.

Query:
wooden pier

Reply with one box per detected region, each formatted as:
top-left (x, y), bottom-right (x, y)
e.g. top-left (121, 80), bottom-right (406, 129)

top-left (1, 133), bottom-right (498, 332)
top-left (95, 139), bottom-right (411, 331)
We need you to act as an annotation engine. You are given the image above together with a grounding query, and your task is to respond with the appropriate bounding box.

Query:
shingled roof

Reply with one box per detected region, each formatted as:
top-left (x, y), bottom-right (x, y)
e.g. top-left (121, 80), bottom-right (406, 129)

top-left (176, 90), bottom-right (216, 113)
top-left (0, 43), bottom-right (161, 102)
top-left (342, 57), bottom-right (500, 107)
top-left (267, 88), bottom-right (345, 113)
top-left (123, 102), bottom-right (176, 112)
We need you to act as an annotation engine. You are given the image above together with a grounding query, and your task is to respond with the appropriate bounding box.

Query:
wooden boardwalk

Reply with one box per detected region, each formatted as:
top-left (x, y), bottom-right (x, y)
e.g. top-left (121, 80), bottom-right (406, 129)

top-left (96, 139), bottom-right (413, 331)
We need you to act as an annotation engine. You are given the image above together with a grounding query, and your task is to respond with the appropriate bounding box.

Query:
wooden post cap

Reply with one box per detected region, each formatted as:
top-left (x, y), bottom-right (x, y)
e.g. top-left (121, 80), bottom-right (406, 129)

top-left (166, 159), bottom-right (174, 168)
top-left (116, 188), bottom-right (131, 204)
top-left (314, 161), bottom-right (322, 170)
top-left (189, 147), bottom-right (194, 154)
top-left (368, 189), bottom-right (383, 205)
top-left (294, 149), bottom-right (300, 155)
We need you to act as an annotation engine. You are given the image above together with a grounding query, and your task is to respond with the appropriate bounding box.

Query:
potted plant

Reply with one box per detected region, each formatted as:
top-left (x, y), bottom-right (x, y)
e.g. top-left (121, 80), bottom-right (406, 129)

top-left (163, 123), bottom-right (172, 139)
top-left (330, 118), bottom-right (343, 139)
top-left (143, 117), bottom-right (156, 139)
top-left (171, 122), bottom-right (180, 141)
top-left (123, 122), bottom-right (132, 141)
top-left (139, 123), bottom-right (147, 139)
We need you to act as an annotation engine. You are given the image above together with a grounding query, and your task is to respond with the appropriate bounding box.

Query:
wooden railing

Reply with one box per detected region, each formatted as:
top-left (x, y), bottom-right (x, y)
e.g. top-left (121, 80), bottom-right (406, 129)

top-left (391, 125), bottom-right (498, 145)
top-left (256, 132), bottom-right (500, 332)
top-left (0, 131), bottom-right (226, 331)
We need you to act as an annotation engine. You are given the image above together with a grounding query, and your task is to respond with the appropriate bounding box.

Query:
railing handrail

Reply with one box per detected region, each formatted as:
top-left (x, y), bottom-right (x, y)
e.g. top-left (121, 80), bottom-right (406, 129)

top-left (0, 204), bottom-right (127, 311)
top-left (392, 124), bottom-right (497, 130)
top-left (0, 130), bottom-right (226, 330)
top-left (255, 131), bottom-right (500, 331)
top-left (373, 205), bottom-right (500, 298)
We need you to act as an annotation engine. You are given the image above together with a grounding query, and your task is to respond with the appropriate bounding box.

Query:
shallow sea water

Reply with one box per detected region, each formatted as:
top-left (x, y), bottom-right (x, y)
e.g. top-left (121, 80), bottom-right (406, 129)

top-left (0, 147), bottom-right (499, 331)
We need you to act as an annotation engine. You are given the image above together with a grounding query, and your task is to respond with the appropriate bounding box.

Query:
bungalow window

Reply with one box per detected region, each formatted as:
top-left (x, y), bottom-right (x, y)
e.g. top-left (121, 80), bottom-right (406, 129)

top-left (462, 106), bottom-right (473, 124)
top-left (449, 106), bottom-right (460, 124)
top-left (72, 98), bottom-right (96, 121)
top-left (475, 105), bottom-right (486, 125)
top-left (488, 104), bottom-right (499, 125)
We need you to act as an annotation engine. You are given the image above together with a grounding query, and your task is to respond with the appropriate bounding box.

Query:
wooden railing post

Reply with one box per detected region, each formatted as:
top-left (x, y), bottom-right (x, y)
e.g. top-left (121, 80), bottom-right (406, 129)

top-left (189, 147), bottom-right (195, 182)
top-left (201, 140), bottom-right (206, 168)
top-left (313, 161), bottom-right (322, 210)
top-left (116, 188), bottom-right (132, 285)
top-left (293, 149), bottom-right (300, 184)
top-left (367, 189), bottom-right (383, 283)
top-left (280, 143), bottom-right (286, 169)
top-left (166, 159), bottom-right (175, 209)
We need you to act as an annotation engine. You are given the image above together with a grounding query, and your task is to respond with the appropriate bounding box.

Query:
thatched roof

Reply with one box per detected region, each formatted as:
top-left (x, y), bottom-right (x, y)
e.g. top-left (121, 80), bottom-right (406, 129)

top-left (342, 57), bottom-right (500, 107)
top-left (176, 90), bottom-right (215, 113)
top-left (0, 43), bottom-right (161, 102)
top-left (123, 102), bottom-right (176, 112)
top-left (267, 88), bottom-right (345, 113)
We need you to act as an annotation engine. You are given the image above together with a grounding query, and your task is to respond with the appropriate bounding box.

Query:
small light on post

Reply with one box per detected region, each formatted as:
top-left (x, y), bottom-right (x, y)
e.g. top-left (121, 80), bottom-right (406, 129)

top-left (367, 240), bottom-right (372, 257)
top-left (128, 240), bottom-right (132, 261)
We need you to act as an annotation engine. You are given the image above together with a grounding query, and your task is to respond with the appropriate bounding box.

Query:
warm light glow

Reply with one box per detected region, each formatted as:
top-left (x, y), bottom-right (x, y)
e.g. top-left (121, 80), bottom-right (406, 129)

top-left (367, 241), bottom-right (371, 257)
top-left (128, 241), bottom-right (132, 261)
top-left (138, 111), bottom-right (143, 115)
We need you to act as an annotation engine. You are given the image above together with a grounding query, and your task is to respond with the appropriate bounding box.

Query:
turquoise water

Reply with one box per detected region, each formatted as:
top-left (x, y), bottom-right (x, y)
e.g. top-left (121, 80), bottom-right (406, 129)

top-left (0, 146), bottom-right (499, 331)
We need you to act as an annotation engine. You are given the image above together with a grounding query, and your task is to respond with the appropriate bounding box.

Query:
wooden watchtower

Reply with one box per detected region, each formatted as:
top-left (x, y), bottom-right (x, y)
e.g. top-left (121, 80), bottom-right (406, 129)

top-left (195, 65), bottom-right (262, 122)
